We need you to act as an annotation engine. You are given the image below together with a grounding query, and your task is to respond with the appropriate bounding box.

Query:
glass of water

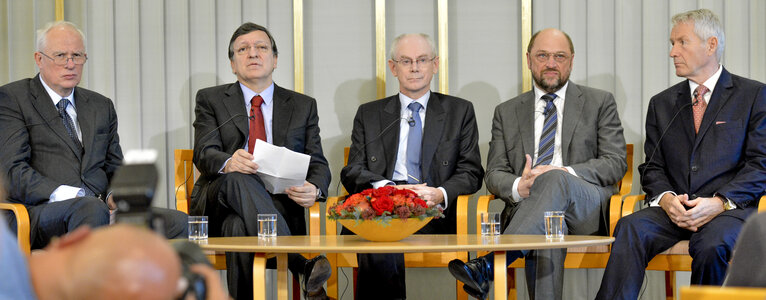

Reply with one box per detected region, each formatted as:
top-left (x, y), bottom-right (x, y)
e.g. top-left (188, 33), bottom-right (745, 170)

top-left (188, 216), bottom-right (208, 240)
top-left (544, 211), bottom-right (565, 239)
top-left (480, 212), bottom-right (501, 236)
top-left (257, 214), bottom-right (277, 238)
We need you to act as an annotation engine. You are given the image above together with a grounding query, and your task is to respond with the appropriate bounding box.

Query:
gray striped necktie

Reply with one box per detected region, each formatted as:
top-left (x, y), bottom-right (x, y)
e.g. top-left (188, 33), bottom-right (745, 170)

top-left (56, 98), bottom-right (83, 154)
top-left (536, 93), bottom-right (557, 166)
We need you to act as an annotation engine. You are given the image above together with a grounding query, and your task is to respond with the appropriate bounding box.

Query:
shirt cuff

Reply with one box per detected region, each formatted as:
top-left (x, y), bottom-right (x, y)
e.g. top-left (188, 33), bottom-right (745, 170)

top-left (564, 166), bottom-right (578, 177)
top-left (49, 185), bottom-right (82, 203)
top-left (372, 180), bottom-right (394, 189)
top-left (511, 177), bottom-right (522, 202)
top-left (218, 158), bottom-right (231, 174)
top-left (649, 191), bottom-right (677, 207)
top-left (437, 187), bottom-right (449, 210)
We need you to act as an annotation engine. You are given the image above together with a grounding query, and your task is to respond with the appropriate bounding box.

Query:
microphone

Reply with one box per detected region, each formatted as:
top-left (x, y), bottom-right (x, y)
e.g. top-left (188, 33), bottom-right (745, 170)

top-left (639, 95), bottom-right (699, 189)
top-left (336, 115), bottom-right (412, 194)
top-left (195, 114), bottom-right (252, 146)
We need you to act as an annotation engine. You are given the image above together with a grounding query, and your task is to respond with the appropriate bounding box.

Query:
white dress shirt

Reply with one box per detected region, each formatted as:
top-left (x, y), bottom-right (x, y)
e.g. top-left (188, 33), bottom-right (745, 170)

top-left (371, 92), bottom-right (449, 209)
top-left (510, 82), bottom-right (578, 202)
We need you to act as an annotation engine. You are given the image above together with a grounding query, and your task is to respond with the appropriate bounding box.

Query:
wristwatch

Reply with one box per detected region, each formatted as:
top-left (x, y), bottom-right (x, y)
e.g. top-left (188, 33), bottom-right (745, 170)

top-left (715, 193), bottom-right (736, 210)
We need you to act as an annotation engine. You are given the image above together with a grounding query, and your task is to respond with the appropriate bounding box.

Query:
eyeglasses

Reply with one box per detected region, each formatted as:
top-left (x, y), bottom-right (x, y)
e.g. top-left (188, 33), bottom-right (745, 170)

top-left (39, 51), bottom-right (87, 66)
top-left (235, 44), bottom-right (272, 56)
top-left (392, 57), bottom-right (435, 68)
top-left (533, 52), bottom-right (570, 63)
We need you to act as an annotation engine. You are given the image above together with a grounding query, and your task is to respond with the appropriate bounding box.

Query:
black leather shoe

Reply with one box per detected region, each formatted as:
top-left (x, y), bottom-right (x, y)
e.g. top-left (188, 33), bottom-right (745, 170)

top-left (448, 257), bottom-right (493, 299)
top-left (302, 255), bottom-right (331, 300)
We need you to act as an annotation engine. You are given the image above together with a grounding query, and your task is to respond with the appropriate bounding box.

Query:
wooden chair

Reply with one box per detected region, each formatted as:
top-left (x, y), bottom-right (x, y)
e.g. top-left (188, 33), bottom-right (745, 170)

top-left (680, 286), bottom-right (766, 300)
top-left (324, 147), bottom-right (470, 300)
top-left (174, 149), bottom-right (321, 299)
top-left (621, 194), bottom-right (766, 300)
top-left (0, 202), bottom-right (31, 255)
top-left (476, 143), bottom-right (634, 299)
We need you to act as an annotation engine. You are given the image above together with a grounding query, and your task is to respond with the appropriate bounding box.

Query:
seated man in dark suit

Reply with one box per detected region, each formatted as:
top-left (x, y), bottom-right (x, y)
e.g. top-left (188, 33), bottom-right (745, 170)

top-left (340, 33), bottom-right (484, 299)
top-left (0, 21), bottom-right (186, 249)
top-left (191, 22), bottom-right (331, 299)
top-left (597, 9), bottom-right (766, 299)
top-left (447, 28), bottom-right (627, 300)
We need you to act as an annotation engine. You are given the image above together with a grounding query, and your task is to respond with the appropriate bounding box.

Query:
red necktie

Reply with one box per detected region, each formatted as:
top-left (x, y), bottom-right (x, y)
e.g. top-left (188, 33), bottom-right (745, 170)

top-left (693, 85), bottom-right (709, 134)
top-left (248, 95), bottom-right (266, 154)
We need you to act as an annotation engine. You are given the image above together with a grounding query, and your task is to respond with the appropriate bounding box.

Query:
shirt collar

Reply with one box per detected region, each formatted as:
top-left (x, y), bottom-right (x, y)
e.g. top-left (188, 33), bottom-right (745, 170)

top-left (239, 82), bottom-right (275, 107)
top-left (688, 64), bottom-right (723, 102)
top-left (533, 81), bottom-right (568, 104)
top-left (398, 91), bottom-right (430, 113)
top-left (39, 75), bottom-right (75, 107)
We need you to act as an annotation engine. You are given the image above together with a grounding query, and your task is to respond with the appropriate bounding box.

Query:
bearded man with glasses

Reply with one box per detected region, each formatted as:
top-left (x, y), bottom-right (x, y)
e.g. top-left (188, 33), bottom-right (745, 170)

top-left (447, 28), bottom-right (627, 300)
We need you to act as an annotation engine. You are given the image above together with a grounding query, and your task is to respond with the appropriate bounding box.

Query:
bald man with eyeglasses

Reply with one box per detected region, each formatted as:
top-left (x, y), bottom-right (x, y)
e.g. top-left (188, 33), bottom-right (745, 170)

top-left (0, 21), bottom-right (187, 249)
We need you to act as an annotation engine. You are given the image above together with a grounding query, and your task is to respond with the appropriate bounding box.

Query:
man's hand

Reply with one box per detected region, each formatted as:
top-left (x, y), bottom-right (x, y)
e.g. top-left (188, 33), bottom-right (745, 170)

top-left (659, 193), bottom-right (694, 229)
top-left (517, 154), bottom-right (536, 198)
top-left (106, 194), bottom-right (117, 210)
top-left (223, 149), bottom-right (259, 174)
top-left (286, 181), bottom-right (318, 208)
top-left (517, 154), bottom-right (568, 198)
top-left (408, 185), bottom-right (445, 207)
top-left (680, 196), bottom-right (725, 232)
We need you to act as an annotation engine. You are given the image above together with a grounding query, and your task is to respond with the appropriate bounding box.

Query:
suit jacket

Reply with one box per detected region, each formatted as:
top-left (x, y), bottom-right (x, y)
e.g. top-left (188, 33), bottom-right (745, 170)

top-left (640, 68), bottom-right (766, 209)
top-left (0, 75), bottom-right (123, 205)
top-left (485, 82), bottom-right (627, 229)
top-left (340, 92), bottom-right (484, 234)
top-left (190, 82), bottom-right (331, 232)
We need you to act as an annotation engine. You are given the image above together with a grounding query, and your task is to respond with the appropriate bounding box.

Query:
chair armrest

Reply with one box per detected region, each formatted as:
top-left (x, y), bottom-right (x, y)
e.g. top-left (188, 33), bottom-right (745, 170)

top-left (0, 203), bottom-right (31, 255)
top-left (309, 202), bottom-right (321, 236)
top-left (475, 195), bottom-right (495, 235)
top-left (455, 194), bottom-right (470, 235)
top-left (325, 196), bottom-right (345, 236)
top-left (759, 195), bottom-right (765, 213)
top-left (621, 194), bottom-right (646, 217)
top-left (608, 193), bottom-right (625, 237)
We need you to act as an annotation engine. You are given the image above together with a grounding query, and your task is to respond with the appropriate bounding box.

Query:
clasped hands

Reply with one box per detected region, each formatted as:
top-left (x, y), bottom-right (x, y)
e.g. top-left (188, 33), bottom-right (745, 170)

top-left (659, 193), bottom-right (725, 232)
top-left (224, 149), bottom-right (318, 208)
top-left (517, 154), bottom-right (568, 198)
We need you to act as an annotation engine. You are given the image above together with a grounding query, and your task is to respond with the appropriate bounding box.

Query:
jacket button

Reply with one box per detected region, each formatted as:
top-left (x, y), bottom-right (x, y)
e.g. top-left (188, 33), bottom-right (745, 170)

top-left (692, 194), bottom-right (697, 199)
top-left (691, 166), bottom-right (698, 172)
top-left (442, 161), bottom-right (449, 166)
top-left (370, 156), bottom-right (377, 162)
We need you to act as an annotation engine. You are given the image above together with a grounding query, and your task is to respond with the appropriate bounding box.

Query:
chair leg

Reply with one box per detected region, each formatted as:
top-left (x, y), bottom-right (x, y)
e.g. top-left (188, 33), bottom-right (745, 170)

top-left (665, 271), bottom-right (676, 300)
top-left (352, 267), bottom-right (358, 297)
top-left (326, 253), bottom-right (339, 299)
top-left (508, 268), bottom-right (517, 300)
top-left (456, 280), bottom-right (468, 300)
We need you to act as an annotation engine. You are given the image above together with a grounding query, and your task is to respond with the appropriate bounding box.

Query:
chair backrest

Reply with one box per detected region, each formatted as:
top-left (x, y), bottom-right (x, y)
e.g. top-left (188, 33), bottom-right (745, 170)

top-left (617, 144), bottom-right (634, 196)
top-left (173, 149), bottom-right (198, 214)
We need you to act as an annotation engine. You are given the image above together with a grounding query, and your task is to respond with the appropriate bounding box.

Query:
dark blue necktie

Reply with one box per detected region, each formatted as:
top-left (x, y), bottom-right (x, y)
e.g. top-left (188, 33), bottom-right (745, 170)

top-left (536, 93), bottom-right (557, 166)
top-left (56, 98), bottom-right (83, 154)
top-left (406, 102), bottom-right (423, 184)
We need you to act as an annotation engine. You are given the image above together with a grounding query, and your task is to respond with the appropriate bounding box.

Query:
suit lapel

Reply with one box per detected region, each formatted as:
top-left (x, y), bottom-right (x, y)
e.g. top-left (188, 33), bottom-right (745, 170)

top-left (75, 87), bottom-right (94, 162)
top-left (223, 83), bottom-right (248, 139)
top-left (29, 76), bottom-right (82, 159)
top-left (516, 91), bottom-right (536, 158)
top-left (421, 92), bottom-right (446, 183)
top-left (381, 96), bottom-right (400, 178)
top-left (561, 83), bottom-right (585, 164)
top-left (272, 85), bottom-right (293, 147)
top-left (672, 82), bottom-right (697, 146)
top-left (694, 68), bottom-right (734, 148)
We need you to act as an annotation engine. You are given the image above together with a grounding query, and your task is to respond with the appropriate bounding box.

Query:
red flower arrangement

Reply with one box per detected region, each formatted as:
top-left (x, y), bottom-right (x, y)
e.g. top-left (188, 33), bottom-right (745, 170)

top-left (327, 185), bottom-right (444, 224)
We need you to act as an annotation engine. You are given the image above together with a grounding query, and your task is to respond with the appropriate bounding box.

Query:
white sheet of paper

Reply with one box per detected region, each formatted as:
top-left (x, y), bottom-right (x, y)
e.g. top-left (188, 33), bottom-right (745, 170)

top-left (250, 140), bottom-right (310, 194)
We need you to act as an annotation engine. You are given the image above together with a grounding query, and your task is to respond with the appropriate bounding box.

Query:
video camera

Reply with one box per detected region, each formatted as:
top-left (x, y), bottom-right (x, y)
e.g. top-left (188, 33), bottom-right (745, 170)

top-left (110, 150), bottom-right (209, 300)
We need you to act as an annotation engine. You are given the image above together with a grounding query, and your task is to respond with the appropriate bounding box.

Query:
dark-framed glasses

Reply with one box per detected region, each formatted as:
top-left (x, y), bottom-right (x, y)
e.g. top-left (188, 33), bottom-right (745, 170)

top-left (39, 51), bottom-right (87, 65)
top-left (533, 52), bottom-right (570, 63)
top-left (392, 56), bottom-right (435, 67)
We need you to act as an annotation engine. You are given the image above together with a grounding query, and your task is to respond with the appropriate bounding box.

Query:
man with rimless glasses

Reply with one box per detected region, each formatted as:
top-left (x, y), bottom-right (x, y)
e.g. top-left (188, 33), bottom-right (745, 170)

top-left (0, 21), bottom-right (187, 250)
top-left (341, 33), bottom-right (483, 299)
top-left (447, 28), bottom-right (626, 299)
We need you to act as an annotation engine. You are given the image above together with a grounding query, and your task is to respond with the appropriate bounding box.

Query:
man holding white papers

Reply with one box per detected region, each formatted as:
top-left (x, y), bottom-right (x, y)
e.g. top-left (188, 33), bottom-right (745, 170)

top-left (191, 23), bottom-right (332, 300)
